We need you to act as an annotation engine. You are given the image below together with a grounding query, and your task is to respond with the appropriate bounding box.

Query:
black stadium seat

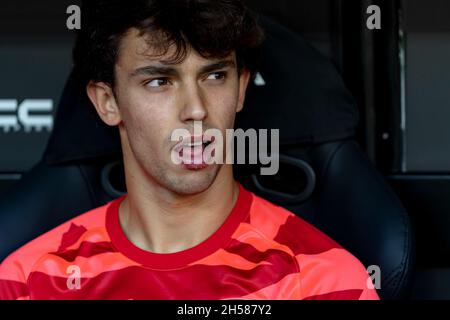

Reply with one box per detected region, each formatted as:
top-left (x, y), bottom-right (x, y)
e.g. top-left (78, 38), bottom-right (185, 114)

top-left (0, 16), bottom-right (415, 300)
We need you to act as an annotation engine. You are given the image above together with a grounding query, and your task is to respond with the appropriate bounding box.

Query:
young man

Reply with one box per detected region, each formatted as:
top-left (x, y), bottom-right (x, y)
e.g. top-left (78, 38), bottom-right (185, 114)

top-left (0, 0), bottom-right (379, 300)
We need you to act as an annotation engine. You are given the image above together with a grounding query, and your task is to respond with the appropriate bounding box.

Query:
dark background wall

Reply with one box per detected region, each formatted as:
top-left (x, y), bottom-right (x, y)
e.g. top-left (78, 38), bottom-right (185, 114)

top-left (403, 0), bottom-right (450, 172)
top-left (0, 1), bottom-right (79, 191)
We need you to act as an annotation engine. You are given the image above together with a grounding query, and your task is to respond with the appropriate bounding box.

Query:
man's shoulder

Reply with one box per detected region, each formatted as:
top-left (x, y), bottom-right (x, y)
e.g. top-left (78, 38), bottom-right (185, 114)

top-left (247, 193), bottom-right (378, 299)
top-left (247, 192), bottom-right (342, 254)
top-left (0, 200), bottom-right (113, 279)
top-left (246, 193), bottom-right (377, 299)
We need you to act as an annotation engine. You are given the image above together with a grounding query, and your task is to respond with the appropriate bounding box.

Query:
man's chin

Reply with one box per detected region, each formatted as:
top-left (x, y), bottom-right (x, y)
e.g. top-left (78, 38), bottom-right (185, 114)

top-left (166, 164), bottom-right (219, 195)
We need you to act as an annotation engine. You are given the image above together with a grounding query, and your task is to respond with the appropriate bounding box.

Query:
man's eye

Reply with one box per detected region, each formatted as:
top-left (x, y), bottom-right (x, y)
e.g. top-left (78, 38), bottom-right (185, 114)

top-left (145, 78), bottom-right (169, 87)
top-left (206, 72), bottom-right (226, 81)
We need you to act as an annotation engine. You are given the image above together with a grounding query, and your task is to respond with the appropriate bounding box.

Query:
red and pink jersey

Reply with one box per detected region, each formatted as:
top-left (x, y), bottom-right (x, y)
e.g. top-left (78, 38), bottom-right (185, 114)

top-left (0, 185), bottom-right (379, 300)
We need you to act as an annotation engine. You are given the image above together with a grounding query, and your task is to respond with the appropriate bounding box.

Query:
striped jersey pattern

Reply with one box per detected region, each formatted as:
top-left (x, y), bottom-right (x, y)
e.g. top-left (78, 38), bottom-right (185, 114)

top-left (0, 185), bottom-right (379, 300)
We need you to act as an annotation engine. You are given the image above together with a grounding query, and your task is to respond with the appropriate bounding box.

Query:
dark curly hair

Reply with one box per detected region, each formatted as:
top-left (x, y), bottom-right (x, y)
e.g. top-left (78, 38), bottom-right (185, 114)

top-left (73, 0), bottom-right (265, 87)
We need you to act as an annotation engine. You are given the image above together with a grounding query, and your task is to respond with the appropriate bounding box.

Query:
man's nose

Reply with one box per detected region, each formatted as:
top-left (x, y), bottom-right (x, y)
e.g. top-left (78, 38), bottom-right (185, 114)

top-left (179, 83), bottom-right (208, 122)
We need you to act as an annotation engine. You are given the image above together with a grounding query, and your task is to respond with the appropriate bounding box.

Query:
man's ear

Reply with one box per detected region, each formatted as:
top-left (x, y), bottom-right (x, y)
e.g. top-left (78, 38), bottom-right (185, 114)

top-left (236, 68), bottom-right (251, 113)
top-left (86, 81), bottom-right (122, 126)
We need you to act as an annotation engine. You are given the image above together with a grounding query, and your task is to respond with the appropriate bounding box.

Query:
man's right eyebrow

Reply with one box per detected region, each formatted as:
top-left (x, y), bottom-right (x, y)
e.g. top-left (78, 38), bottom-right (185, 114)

top-left (129, 65), bottom-right (179, 78)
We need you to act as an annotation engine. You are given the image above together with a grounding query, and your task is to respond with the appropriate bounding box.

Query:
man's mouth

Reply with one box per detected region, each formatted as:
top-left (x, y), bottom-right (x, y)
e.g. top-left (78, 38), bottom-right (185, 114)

top-left (173, 135), bottom-right (215, 169)
top-left (179, 140), bottom-right (213, 155)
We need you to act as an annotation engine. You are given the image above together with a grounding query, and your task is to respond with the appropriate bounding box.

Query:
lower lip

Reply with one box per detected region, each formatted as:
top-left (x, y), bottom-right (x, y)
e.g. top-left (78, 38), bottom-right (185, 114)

top-left (182, 163), bottom-right (210, 170)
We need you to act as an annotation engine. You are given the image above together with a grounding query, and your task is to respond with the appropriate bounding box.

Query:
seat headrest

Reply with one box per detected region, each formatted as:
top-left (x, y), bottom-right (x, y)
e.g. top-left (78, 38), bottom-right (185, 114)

top-left (44, 16), bottom-right (358, 165)
top-left (44, 75), bottom-right (121, 165)
top-left (235, 16), bottom-right (358, 146)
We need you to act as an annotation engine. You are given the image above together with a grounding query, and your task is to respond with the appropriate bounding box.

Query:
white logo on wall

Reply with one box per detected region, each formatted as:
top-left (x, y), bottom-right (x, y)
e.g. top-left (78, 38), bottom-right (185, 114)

top-left (0, 99), bottom-right (54, 133)
top-left (253, 72), bottom-right (266, 86)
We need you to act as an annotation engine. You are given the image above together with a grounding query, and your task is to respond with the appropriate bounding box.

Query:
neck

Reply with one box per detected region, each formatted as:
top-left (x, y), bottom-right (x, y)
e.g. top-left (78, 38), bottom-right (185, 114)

top-left (119, 164), bottom-right (239, 254)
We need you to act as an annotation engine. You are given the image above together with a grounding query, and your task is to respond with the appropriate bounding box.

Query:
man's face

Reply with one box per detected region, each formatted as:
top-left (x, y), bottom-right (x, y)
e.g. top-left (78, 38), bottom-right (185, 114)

top-left (100, 29), bottom-right (250, 195)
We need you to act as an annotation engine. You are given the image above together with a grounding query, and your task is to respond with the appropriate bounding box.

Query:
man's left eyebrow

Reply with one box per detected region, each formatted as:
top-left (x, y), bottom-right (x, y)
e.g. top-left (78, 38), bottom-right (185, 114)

top-left (199, 60), bottom-right (236, 74)
top-left (129, 65), bottom-right (179, 78)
